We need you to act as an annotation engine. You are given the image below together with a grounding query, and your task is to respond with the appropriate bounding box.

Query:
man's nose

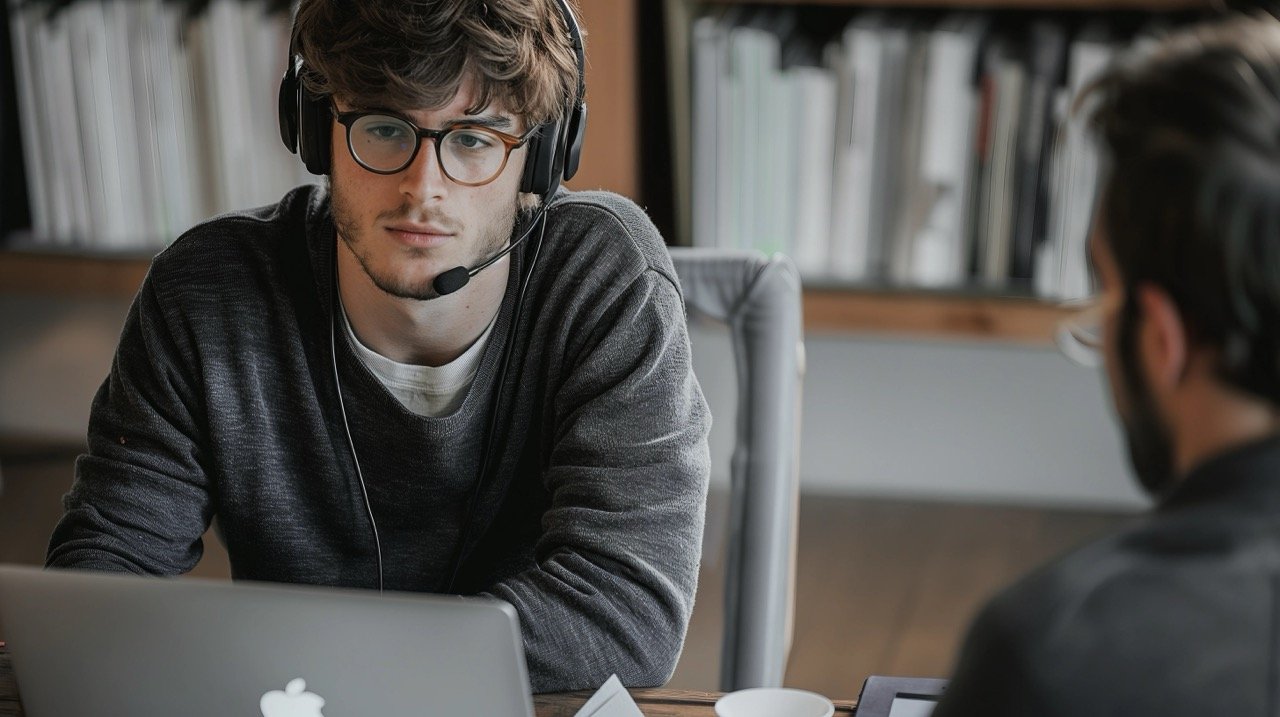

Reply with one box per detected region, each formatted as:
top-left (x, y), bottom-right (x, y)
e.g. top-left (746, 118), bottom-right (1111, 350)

top-left (399, 138), bottom-right (449, 201)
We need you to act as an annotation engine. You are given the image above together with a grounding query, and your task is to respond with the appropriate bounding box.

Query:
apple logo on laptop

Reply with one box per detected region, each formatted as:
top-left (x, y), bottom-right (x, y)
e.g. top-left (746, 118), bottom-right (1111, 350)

top-left (260, 678), bottom-right (326, 717)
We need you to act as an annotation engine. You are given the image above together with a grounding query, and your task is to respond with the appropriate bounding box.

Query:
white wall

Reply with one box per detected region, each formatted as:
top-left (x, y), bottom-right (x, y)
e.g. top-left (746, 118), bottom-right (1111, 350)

top-left (0, 295), bottom-right (1148, 510)
top-left (689, 321), bottom-right (1148, 510)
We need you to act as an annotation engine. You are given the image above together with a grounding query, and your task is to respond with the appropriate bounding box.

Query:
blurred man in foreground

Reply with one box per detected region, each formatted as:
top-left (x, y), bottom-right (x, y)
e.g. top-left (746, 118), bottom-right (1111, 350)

top-left (936, 13), bottom-right (1280, 716)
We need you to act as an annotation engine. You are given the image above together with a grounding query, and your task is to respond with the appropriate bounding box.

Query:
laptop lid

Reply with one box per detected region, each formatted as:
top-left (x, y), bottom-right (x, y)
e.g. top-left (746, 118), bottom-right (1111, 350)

top-left (852, 676), bottom-right (948, 717)
top-left (0, 564), bottom-right (535, 717)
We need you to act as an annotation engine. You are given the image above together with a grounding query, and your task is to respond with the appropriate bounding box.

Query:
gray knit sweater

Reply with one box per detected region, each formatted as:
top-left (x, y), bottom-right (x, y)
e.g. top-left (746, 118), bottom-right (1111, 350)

top-left (45, 184), bottom-right (712, 693)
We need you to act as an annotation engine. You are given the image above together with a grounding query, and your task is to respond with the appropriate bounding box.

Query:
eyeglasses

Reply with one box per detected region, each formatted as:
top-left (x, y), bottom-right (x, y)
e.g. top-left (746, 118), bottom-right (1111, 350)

top-left (330, 105), bottom-right (536, 186)
top-left (1054, 293), bottom-right (1120, 367)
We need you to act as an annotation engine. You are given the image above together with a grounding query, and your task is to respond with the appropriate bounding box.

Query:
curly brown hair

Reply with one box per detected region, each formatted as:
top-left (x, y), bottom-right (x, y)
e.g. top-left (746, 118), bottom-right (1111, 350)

top-left (293, 0), bottom-right (581, 126)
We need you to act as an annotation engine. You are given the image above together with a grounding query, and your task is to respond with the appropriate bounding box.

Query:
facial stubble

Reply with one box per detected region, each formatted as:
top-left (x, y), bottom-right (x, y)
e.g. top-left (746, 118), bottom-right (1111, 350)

top-left (330, 178), bottom-right (519, 301)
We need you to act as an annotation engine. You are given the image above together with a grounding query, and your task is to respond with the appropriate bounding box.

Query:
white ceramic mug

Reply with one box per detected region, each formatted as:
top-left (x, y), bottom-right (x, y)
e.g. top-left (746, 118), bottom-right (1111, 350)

top-left (714, 687), bottom-right (836, 717)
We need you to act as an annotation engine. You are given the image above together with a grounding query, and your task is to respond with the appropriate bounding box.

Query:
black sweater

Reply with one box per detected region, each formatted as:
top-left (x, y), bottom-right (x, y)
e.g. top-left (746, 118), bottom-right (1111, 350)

top-left (46, 184), bottom-right (711, 692)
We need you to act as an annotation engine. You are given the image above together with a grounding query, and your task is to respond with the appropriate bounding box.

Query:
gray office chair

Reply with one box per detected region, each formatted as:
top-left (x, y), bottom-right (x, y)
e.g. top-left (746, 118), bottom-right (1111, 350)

top-left (669, 247), bottom-right (805, 692)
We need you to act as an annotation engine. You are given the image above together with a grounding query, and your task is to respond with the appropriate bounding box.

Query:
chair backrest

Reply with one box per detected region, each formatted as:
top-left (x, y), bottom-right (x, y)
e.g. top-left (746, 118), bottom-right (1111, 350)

top-left (669, 247), bottom-right (805, 692)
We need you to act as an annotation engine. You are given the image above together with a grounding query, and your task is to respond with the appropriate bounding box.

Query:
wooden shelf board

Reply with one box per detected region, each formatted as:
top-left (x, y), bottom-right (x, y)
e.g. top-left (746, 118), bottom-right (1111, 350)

top-left (0, 251), bottom-right (1070, 344)
top-left (804, 287), bottom-right (1071, 346)
top-left (0, 251), bottom-right (151, 300)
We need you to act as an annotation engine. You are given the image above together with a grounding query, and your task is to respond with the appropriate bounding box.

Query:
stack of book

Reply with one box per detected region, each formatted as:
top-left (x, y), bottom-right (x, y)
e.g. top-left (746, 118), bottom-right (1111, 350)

top-left (7, 0), bottom-right (312, 250)
top-left (689, 8), bottom-right (1162, 301)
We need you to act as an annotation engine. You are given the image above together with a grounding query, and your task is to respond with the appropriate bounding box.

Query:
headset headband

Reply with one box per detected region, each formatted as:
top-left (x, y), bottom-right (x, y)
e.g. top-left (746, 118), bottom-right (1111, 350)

top-left (278, 0), bottom-right (587, 193)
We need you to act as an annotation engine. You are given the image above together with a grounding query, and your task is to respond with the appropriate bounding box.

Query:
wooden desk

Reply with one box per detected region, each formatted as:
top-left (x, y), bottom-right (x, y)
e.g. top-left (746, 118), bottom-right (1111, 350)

top-left (0, 643), bottom-right (855, 716)
top-left (534, 689), bottom-right (856, 716)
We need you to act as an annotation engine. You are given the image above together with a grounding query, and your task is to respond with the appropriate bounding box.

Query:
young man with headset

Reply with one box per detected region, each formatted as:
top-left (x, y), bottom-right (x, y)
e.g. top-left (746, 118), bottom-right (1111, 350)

top-left (44, 0), bottom-right (711, 693)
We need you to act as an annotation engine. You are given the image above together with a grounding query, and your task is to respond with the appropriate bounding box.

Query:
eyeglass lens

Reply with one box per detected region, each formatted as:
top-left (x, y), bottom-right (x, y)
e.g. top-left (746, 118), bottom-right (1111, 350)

top-left (1055, 301), bottom-right (1104, 367)
top-left (347, 114), bottom-right (509, 182)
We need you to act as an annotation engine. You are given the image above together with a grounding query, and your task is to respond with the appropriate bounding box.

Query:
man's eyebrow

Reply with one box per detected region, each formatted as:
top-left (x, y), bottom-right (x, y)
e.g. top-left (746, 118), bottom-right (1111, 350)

top-left (344, 106), bottom-right (518, 131)
top-left (444, 115), bottom-right (515, 131)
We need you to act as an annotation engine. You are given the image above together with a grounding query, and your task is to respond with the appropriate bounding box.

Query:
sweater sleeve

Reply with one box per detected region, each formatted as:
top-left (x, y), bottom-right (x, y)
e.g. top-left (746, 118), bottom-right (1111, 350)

top-left (483, 269), bottom-right (712, 693)
top-left (45, 273), bottom-right (213, 574)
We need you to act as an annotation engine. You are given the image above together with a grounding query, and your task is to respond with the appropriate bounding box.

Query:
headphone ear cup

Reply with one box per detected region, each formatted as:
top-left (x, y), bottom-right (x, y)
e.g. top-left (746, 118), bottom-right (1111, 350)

top-left (297, 84), bottom-right (332, 175)
top-left (561, 102), bottom-right (587, 183)
top-left (278, 67), bottom-right (299, 153)
top-left (521, 120), bottom-right (561, 195)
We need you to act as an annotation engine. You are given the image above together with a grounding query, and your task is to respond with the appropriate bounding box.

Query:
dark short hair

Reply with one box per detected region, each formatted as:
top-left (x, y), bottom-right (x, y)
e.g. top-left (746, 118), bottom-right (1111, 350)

top-left (292, 0), bottom-right (580, 126)
top-left (1088, 13), bottom-right (1280, 404)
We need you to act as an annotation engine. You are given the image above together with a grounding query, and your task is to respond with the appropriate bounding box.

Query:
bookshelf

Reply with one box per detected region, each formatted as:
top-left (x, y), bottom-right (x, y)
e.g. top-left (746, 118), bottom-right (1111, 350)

top-left (0, 0), bottom-right (1199, 348)
top-left (661, 0), bottom-right (1211, 348)
top-left (0, 0), bottom-right (1084, 349)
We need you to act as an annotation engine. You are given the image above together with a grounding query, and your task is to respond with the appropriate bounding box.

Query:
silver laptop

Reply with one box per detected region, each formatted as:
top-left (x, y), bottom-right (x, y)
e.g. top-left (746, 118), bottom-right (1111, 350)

top-left (0, 564), bottom-right (535, 717)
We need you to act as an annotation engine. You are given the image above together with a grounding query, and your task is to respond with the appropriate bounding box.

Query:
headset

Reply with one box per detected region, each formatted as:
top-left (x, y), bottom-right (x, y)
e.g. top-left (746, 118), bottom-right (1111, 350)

top-left (279, 0), bottom-right (588, 592)
top-left (278, 0), bottom-right (587, 195)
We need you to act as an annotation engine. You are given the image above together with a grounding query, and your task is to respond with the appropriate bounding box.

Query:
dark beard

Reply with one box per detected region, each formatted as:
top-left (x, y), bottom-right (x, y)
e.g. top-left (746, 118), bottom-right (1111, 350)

top-left (1117, 300), bottom-right (1177, 497)
top-left (1120, 376), bottom-right (1177, 497)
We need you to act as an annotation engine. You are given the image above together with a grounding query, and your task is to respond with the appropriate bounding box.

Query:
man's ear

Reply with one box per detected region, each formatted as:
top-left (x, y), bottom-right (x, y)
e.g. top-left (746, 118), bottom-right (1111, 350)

top-left (1134, 282), bottom-right (1189, 391)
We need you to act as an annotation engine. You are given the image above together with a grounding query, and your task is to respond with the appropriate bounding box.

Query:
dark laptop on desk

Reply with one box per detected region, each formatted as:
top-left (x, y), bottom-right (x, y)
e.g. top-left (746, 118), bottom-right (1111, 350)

top-left (0, 564), bottom-right (535, 717)
top-left (853, 676), bottom-right (948, 717)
